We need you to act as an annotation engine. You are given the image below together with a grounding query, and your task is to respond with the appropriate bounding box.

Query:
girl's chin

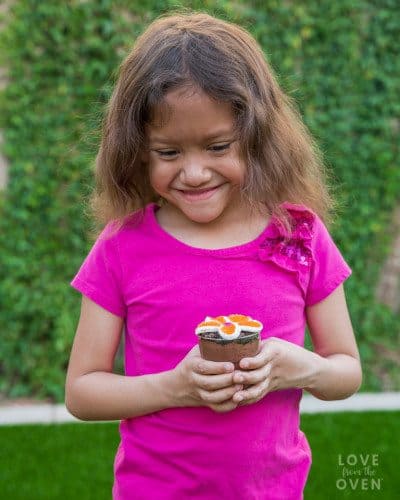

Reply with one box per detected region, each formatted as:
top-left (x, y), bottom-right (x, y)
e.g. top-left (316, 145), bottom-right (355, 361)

top-left (179, 206), bottom-right (224, 224)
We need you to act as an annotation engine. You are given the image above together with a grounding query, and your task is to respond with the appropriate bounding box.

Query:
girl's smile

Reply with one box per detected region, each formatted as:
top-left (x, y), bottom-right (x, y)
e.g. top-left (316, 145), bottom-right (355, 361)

top-left (142, 86), bottom-right (253, 229)
top-left (176, 183), bottom-right (226, 201)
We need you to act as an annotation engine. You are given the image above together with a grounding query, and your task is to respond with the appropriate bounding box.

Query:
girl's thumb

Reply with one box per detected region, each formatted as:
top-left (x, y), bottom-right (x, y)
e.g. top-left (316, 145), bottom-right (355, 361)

top-left (187, 344), bottom-right (201, 357)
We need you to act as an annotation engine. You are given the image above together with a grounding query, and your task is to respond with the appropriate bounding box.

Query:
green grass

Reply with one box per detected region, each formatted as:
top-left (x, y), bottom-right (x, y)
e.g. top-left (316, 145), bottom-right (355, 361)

top-left (2, 412), bottom-right (399, 499)
top-left (303, 411), bottom-right (399, 499)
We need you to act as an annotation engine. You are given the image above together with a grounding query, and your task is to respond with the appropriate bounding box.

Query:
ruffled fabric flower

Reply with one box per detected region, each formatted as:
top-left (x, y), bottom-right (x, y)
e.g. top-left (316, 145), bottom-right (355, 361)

top-left (257, 202), bottom-right (315, 297)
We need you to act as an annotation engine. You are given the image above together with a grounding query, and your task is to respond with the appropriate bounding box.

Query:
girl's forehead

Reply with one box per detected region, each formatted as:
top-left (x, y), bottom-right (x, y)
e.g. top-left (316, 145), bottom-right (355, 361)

top-left (147, 87), bottom-right (235, 135)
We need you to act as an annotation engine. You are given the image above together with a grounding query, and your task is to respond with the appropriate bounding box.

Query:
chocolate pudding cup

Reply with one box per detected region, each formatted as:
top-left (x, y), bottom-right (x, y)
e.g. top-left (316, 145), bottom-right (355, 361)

top-left (198, 331), bottom-right (260, 368)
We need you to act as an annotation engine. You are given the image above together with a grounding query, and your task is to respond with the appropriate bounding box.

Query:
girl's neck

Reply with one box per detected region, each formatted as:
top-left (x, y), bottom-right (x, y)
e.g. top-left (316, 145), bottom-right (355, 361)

top-left (155, 201), bottom-right (270, 250)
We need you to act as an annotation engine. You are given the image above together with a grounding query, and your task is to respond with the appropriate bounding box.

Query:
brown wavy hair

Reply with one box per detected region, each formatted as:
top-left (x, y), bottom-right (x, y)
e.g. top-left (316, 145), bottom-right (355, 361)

top-left (89, 10), bottom-right (336, 236)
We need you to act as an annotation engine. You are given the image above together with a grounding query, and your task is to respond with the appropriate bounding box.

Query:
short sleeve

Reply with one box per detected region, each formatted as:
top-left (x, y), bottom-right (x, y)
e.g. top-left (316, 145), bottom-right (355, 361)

top-left (306, 215), bottom-right (352, 306)
top-left (70, 223), bottom-right (126, 317)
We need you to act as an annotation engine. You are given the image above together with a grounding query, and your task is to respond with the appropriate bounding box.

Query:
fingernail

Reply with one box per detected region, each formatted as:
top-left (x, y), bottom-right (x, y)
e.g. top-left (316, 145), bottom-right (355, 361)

top-left (241, 361), bottom-right (249, 369)
top-left (224, 363), bottom-right (233, 371)
top-left (236, 395), bottom-right (243, 402)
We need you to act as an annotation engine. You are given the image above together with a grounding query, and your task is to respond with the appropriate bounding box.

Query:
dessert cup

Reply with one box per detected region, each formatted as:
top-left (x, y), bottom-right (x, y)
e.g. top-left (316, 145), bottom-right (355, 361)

top-left (198, 330), bottom-right (260, 368)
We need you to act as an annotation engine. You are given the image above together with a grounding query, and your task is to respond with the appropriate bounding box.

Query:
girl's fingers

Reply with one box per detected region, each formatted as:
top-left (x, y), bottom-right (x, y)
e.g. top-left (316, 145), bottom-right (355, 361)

top-left (200, 384), bottom-right (243, 404)
top-left (239, 352), bottom-right (275, 370)
top-left (194, 360), bottom-right (234, 375)
top-left (233, 363), bottom-right (272, 385)
top-left (233, 377), bottom-right (271, 403)
top-left (195, 372), bottom-right (235, 391)
top-left (239, 339), bottom-right (280, 370)
top-left (209, 398), bottom-right (241, 413)
top-left (192, 361), bottom-right (235, 390)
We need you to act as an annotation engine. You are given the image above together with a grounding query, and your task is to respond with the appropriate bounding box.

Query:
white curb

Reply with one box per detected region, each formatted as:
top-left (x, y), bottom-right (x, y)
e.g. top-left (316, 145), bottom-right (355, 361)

top-left (300, 391), bottom-right (400, 414)
top-left (0, 404), bottom-right (78, 425)
top-left (0, 392), bottom-right (399, 426)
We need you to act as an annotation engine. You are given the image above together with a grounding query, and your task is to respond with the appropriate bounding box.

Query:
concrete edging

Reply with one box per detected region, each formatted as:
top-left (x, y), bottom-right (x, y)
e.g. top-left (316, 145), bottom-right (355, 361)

top-left (0, 392), bottom-right (399, 426)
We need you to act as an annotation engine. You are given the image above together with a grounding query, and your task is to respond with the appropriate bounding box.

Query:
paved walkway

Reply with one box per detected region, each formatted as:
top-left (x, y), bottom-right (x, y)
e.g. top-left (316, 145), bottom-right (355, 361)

top-left (0, 392), bottom-right (399, 425)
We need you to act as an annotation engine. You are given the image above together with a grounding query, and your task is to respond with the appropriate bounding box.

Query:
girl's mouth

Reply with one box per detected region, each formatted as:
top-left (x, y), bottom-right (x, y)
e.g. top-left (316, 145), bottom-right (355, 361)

top-left (178, 185), bottom-right (222, 201)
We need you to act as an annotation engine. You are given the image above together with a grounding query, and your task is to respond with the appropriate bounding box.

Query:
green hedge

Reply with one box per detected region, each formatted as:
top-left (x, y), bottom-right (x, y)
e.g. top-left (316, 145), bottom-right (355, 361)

top-left (0, 0), bottom-right (399, 401)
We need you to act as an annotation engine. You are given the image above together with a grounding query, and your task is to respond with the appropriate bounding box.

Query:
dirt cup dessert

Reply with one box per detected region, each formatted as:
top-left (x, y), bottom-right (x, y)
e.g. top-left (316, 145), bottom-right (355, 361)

top-left (195, 314), bottom-right (263, 368)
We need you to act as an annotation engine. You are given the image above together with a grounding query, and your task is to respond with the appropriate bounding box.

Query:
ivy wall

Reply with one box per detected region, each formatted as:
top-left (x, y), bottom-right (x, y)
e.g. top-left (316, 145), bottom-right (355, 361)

top-left (0, 0), bottom-right (399, 401)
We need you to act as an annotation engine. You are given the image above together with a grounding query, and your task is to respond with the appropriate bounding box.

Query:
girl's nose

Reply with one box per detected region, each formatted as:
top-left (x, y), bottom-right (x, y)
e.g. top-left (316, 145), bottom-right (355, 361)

top-left (180, 157), bottom-right (212, 186)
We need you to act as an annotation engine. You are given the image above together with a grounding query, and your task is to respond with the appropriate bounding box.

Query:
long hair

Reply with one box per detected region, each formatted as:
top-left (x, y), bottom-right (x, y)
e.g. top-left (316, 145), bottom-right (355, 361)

top-left (89, 11), bottom-right (336, 236)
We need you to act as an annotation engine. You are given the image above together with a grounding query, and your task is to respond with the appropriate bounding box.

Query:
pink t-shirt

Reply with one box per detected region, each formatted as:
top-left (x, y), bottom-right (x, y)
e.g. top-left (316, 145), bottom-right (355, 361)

top-left (71, 201), bottom-right (351, 499)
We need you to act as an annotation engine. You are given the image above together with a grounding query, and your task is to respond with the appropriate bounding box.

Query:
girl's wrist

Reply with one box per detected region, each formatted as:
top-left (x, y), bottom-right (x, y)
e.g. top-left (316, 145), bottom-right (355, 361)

top-left (160, 368), bottom-right (186, 408)
top-left (300, 350), bottom-right (326, 393)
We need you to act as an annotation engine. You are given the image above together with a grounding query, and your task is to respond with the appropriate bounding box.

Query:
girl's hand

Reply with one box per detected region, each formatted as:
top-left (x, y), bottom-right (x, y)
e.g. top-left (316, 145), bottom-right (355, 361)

top-left (172, 345), bottom-right (244, 413)
top-left (231, 337), bottom-right (320, 406)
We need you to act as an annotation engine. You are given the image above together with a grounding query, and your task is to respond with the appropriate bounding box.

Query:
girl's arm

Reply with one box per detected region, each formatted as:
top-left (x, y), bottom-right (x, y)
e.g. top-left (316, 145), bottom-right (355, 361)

top-left (304, 283), bottom-right (362, 400)
top-left (65, 296), bottom-right (243, 420)
top-left (231, 284), bottom-right (362, 406)
top-left (65, 296), bottom-right (179, 421)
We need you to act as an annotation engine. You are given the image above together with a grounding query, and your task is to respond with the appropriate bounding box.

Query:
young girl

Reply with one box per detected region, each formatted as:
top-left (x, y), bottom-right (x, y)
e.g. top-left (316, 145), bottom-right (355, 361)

top-left (65, 11), bottom-right (362, 500)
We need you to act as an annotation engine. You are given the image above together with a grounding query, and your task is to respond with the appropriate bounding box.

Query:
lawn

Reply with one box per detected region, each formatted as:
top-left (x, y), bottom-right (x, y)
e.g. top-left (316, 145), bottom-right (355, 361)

top-left (2, 411), bottom-right (399, 499)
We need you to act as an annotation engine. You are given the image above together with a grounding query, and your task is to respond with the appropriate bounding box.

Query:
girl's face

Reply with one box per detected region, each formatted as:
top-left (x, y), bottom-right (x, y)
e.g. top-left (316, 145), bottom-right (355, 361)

top-left (142, 86), bottom-right (249, 228)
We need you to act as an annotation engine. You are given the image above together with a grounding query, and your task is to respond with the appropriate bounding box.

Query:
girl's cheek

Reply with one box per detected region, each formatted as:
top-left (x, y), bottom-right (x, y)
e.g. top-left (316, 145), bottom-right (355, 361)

top-left (149, 164), bottom-right (177, 190)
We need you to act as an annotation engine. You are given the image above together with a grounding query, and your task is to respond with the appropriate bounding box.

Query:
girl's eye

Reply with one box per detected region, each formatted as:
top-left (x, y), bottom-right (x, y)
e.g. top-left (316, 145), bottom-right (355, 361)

top-left (210, 143), bottom-right (231, 152)
top-left (155, 143), bottom-right (231, 158)
top-left (157, 150), bottom-right (178, 157)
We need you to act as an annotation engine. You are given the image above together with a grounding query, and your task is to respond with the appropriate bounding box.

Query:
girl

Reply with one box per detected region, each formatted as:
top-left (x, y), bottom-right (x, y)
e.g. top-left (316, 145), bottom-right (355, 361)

top-left (65, 11), bottom-right (362, 500)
